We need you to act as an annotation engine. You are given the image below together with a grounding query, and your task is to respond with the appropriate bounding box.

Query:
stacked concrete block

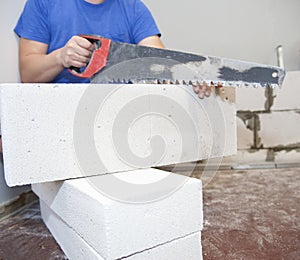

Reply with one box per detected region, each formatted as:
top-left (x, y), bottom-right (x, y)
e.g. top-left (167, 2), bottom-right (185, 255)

top-left (1, 83), bottom-right (233, 259)
top-left (235, 85), bottom-right (267, 112)
top-left (260, 71), bottom-right (300, 150)
top-left (41, 201), bottom-right (201, 260)
top-left (236, 116), bottom-right (254, 150)
top-left (273, 71), bottom-right (300, 111)
top-left (225, 71), bottom-right (300, 165)
top-left (34, 168), bottom-right (203, 260)
top-left (271, 71), bottom-right (300, 163)
top-left (1, 83), bottom-right (237, 186)
top-left (258, 111), bottom-right (300, 148)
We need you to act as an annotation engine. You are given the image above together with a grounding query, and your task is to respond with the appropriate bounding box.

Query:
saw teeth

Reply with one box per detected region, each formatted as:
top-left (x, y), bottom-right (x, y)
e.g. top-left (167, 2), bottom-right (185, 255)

top-left (217, 82), bottom-right (223, 88)
top-left (235, 83), bottom-right (241, 88)
top-left (212, 81), bottom-right (219, 87)
top-left (108, 79), bottom-right (277, 89)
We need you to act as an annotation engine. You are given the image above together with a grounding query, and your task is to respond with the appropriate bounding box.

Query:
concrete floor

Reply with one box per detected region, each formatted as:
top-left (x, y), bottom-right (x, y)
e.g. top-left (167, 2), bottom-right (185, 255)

top-left (200, 167), bottom-right (300, 260)
top-left (0, 167), bottom-right (299, 259)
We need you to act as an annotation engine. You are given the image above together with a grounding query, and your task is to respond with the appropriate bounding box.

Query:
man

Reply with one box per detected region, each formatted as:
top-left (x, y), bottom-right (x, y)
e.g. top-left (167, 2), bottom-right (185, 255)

top-left (14, 0), bottom-right (211, 97)
top-left (14, 0), bottom-right (165, 83)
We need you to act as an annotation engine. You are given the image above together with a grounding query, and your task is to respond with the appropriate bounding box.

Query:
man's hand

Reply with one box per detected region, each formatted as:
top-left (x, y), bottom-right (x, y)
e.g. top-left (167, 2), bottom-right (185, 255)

top-left (59, 36), bottom-right (95, 68)
top-left (19, 36), bottom-right (96, 83)
top-left (192, 81), bottom-right (213, 99)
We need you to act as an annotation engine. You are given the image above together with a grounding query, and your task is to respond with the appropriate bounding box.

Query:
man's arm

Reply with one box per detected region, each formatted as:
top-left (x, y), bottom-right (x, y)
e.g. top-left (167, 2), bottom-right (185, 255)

top-left (19, 35), bottom-right (163, 83)
top-left (19, 36), bottom-right (94, 83)
top-left (138, 35), bottom-right (165, 49)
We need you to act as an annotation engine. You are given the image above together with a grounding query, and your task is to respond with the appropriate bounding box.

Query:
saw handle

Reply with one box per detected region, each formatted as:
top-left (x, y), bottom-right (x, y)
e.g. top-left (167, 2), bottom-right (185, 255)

top-left (68, 35), bottom-right (111, 78)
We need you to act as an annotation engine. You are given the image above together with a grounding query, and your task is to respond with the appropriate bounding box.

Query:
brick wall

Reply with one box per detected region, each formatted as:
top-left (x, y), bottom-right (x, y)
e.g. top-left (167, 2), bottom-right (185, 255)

top-left (224, 71), bottom-right (300, 164)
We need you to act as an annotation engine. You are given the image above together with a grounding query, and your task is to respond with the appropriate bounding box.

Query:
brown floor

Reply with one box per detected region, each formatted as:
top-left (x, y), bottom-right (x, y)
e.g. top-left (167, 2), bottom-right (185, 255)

top-left (200, 167), bottom-right (300, 260)
top-left (0, 167), bottom-right (299, 260)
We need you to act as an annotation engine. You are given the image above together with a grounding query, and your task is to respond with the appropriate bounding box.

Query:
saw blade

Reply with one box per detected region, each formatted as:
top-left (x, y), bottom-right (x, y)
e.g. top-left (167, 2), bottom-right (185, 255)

top-left (69, 35), bottom-right (285, 88)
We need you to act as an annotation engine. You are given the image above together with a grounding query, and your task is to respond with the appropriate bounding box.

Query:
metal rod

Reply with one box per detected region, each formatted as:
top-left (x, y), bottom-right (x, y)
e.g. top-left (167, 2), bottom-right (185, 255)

top-left (276, 45), bottom-right (284, 68)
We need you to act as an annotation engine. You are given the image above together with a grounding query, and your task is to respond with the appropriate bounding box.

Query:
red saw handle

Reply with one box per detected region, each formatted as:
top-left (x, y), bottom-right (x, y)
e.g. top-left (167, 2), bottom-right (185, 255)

top-left (68, 35), bottom-right (111, 78)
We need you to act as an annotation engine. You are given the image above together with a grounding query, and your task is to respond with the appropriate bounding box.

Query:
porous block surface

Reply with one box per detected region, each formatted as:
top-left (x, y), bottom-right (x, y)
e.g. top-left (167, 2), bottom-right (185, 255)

top-left (40, 200), bottom-right (202, 260)
top-left (33, 168), bottom-right (203, 259)
top-left (1, 83), bottom-right (236, 186)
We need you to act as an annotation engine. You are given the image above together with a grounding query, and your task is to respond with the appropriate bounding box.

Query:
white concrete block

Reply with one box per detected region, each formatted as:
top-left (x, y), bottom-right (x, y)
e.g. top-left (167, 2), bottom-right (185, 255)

top-left (258, 111), bottom-right (300, 148)
top-left (275, 150), bottom-right (300, 164)
top-left (40, 200), bottom-right (202, 260)
top-left (235, 85), bottom-right (267, 111)
top-left (1, 83), bottom-right (236, 186)
top-left (222, 149), bottom-right (269, 164)
top-left (224, 148), bottom-right (300, 165)
top-left (40, 200), bottom-right (104, 260)
top-left (273, 71), bottom-right (300, 111)
top-left (236, 116), bottom-right (254, 149)
top-left (33, 168), bottom-right (203, 260)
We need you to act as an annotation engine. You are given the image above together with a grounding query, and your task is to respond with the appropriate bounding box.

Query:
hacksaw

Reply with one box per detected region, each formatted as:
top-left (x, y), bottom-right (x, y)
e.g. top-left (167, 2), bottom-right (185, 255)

top-left (69, 35), bottom-right (285, 89)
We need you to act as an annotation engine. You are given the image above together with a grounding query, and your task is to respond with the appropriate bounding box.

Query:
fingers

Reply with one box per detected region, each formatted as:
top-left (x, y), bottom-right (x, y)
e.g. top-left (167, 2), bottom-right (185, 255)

top-left (60, 36), bottom-right (95, 68)
top-left (192, 81), bottom-right (213, 99)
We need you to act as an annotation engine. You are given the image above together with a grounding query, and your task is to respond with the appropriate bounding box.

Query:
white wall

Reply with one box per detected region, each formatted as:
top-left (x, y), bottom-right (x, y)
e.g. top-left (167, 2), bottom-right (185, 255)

top-left (1, 1), bottom-right (27, 83)
top-left (144, 0), bottom-right (300, 71)
top-left (0, 0), bottom-right (29, 206)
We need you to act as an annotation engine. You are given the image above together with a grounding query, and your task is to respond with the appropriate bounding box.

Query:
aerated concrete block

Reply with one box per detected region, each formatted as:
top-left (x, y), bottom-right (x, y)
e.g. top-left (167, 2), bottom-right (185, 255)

top-left (222, 149), bottom-right (269, 165)
top-left (33, 168), bottom-right (203, 260)
top-left (40, 200), bottom-right (104, 260)
top-left (235, 85), bottom-right (267, 111)
top-left (236, 116), bottom-right (254, 149)
top-left (258, 111), bottom-right (300, 148)
top-left (1, 83), bottom-right (236, 186)
top-left (40, 201), bottom-right (202, 260)
top-left (273, 71), bottom-right (300, 111)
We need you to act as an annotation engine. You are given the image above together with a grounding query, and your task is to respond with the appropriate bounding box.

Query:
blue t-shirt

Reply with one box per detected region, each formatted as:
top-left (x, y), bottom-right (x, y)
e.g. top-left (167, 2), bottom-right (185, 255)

top-left (14, 0), bottom-right (161, 83)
